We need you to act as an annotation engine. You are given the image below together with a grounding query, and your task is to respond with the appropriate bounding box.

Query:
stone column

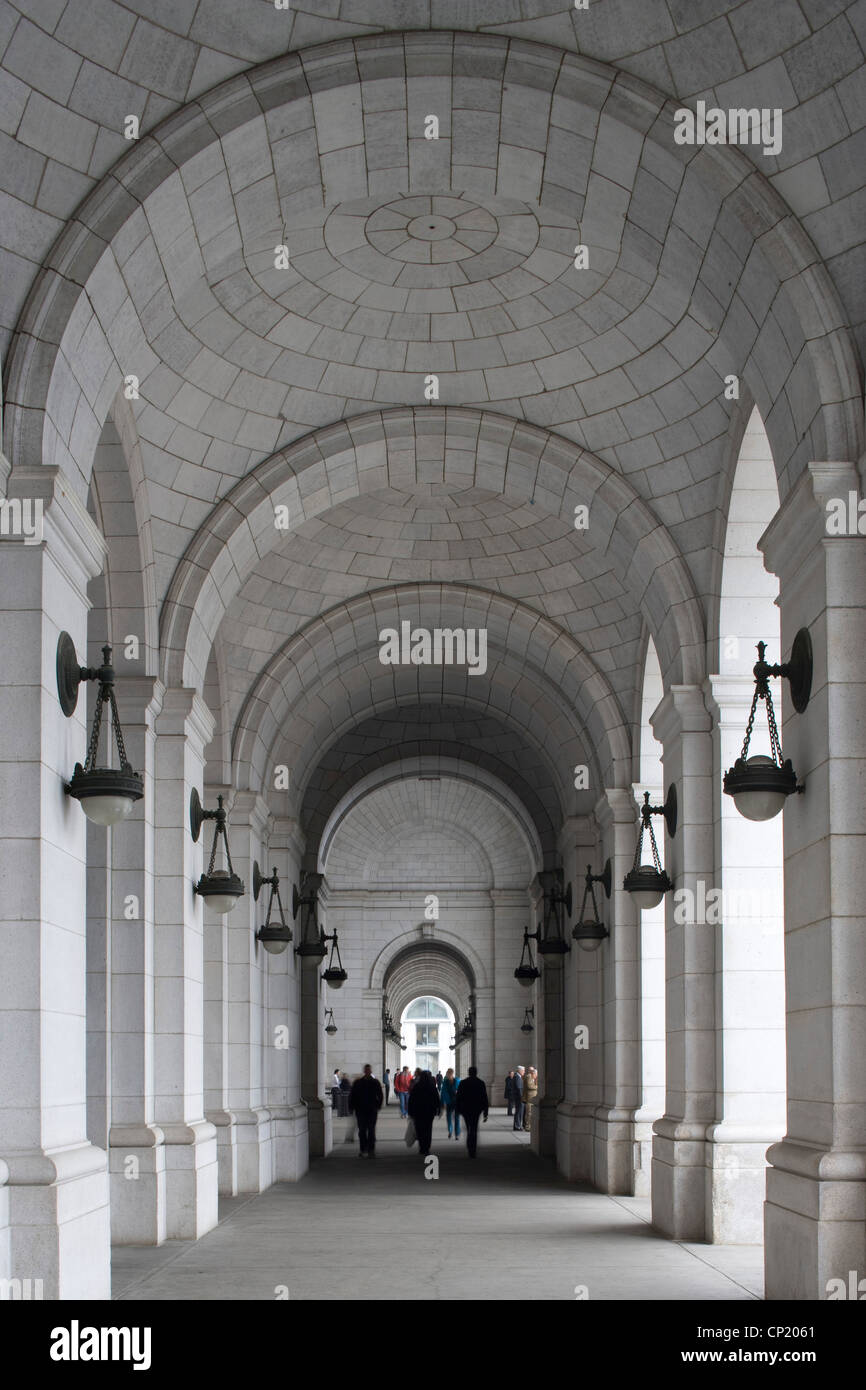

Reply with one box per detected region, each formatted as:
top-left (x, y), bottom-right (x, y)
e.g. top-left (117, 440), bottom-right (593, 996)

top-left (651, 687), bottom-right (715, 1240)
top-left (532, 875), bottom-right (564, 1157)
top-left (704, 675), bottom-right (786, 1244)
top-left (107, 675), bottom-right (168, 1245)
top-left (205, 789), bottom-right (273, 1195)
top-left (630, 783), bottom-right (666, 1199)
top-left (0, 467), bottom-right (110, 1297)
top-left (761, 462), bottom-right (866, 1299)
top-left (556, 817), bottom-right (597, 1181)
top-left (262, 818), bottom-right (308, 1182)
top-left (491, 888), bottom-right (531, 1103)
top-left (152, 689), bottom-right (218, 1239)
top-left (593, 790), bottom-right (642, 1194)
top-left (300, 873), bottom-right (331, 1158)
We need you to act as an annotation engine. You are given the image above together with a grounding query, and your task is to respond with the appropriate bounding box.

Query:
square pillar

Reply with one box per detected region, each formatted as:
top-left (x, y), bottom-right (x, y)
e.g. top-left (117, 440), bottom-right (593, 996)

top-left (704, 675), bottom-right (786, 1244)
top-left (761, 462), bottom-right (866, 1299)
top-left (592, 790), bottom-right (642, 1194)
top-left (651, 686), bottom-right (715, 1241)
top-left (106, 675), bottom-right (168, 1246)
top-left (204, 789), bottom-right (273, 1195)
top-left (0, 468), bottom-right (110, 1297)
top-left (152, 689), bottom-right (218, 1239)
top-left (262, 819), bottom-right (308, 1182)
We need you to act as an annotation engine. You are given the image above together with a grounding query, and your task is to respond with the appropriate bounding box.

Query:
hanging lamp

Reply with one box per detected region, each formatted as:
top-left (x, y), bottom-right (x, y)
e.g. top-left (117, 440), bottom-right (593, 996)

top-left (190, 789), bottom-right (245, 913)
top-left (252, 862), bottom-right (292, 954)
top-left (623, 787), bottom-right (676, 909)
top-left (572, 859), bottom-right (611, 952)
top-left (723, 632), bottom-right (811, 821)
top-left (57, 635), bottom-right (143, 826)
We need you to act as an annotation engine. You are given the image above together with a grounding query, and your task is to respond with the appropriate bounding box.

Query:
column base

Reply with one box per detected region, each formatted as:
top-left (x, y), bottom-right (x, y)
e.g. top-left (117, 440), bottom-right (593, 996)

top-left (270, 1104), bottom-right (309, 1182)
top-left (555, 1102), bottom-right (594, 1181)
top-left (592, 1106), bottom-right (636, 1195)
top-left (305, 1098), bottom-right (333, 1158)
top-left (651, 1118), bottom-right (708, 1240)
top-left (108, 1125), bottom-right (166, 1246)
top-left (159, 1120), bottom-right (218, 1240)
top-left (2, 1142), bottom-right (110, 1299)
top-left (208, 1107), bottom-right (272, 1196)
top-left (633, 1107), bottom-right (661, 1197)
top-left (705, 1122), bottom-right (782, 1244)
top-left (765, 1140), bottom-right (866, 1300)
top-left (534, 1097), bottom-right (558, 1157)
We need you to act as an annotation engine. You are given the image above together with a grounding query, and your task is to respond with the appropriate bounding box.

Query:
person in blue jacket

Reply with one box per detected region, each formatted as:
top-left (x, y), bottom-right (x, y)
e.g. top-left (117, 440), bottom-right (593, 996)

top-left (440, 1067), bottom-right (461, 1138)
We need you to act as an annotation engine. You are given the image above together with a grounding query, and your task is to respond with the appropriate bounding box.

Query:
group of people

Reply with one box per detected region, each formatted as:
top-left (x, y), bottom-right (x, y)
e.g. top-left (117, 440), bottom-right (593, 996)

top-left (341, 1064), bottom-right (491, 1158)
top-left (504, 1066), bottom-right (538, 1132)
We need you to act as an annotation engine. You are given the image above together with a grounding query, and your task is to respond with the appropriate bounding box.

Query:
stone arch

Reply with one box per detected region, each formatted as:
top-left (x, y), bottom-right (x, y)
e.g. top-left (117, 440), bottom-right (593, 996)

top-left (373, 934), bottom-right (485, 1003)
top-left (4, 33), bottom-right (861, 521)
top-left (318, 759), bottom-right (544, 878)
top-left (230, 583), bottom-right (632, 811)
top-left (158, 407), bottom-right (706, 694)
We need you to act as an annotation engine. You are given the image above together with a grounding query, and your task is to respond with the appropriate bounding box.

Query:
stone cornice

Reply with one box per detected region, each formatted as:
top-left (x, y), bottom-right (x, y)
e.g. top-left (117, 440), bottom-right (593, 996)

top-left (154, 687), bottom-right (215, 749)
top-left (651, 685), bottom-right (712, 746)
top-left (6, 465), bottom-right (106, 595)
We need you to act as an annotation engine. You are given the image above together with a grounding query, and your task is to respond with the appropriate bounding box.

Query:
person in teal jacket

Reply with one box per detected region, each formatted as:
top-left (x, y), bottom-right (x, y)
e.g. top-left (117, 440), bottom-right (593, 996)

top-left (440, 1067), bottom-right (461, 1138)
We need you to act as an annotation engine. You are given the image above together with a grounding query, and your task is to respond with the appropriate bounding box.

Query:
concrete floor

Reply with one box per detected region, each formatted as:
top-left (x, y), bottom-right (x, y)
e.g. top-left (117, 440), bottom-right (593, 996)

top-left (112, 1110), bottom-right (764, 1301)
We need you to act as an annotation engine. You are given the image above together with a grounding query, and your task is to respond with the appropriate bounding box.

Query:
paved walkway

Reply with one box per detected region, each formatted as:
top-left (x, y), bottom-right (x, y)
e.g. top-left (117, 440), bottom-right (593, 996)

top-left (112, 1110), bottom-right (763, 1301)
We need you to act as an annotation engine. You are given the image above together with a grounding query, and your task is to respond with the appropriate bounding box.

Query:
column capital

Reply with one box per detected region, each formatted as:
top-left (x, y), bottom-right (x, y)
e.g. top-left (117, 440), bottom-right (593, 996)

top-left (6, 464), bottom-right (106, 594)
top-left (760, 461), bottom-right (859, 586)
top-left (227, 789), bottom-right (272, 840)
top-left (154, 687), bottom-right (214, 749)
top-left (267, 816), bottom-right (306, 858)
top-left (594, 787), bottom-right (638, 829)
top-left (703, 673), bottom-right (758, 724)
top-left (114, 674), bottom-right (165, 724)
top-left (650, 684), bottom-right (711, 746)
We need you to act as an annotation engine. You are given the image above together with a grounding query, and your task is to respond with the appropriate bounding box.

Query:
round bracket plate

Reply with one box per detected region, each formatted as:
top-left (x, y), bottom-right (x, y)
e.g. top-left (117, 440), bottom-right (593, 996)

top-left (789, 627), bottom-right (813, 714)
top-left (292, 884), bottom-right (302, 920)
top-left (189, 787), bottom-right (204, 843)
top-left (252, 860), bottom-right (263, 902)
top-left (600, 857), bottom-right (612, 899)
top-left (663, 783), bottom-right (678, 838)
top-left (562, 882), bottom-right (573, 918)
top-left (57, 631), bottom-right (81, 717)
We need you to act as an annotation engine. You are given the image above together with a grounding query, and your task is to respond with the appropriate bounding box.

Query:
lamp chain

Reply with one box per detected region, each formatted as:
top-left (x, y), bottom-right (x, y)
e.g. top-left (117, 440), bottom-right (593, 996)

top-left (83, 686), bottom-right (106, 773)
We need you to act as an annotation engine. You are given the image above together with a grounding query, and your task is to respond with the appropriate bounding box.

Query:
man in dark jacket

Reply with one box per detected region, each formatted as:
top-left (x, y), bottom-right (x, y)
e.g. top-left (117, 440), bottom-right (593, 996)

top-left (349, 1064), bottom-right (384, 1157)
top-left (512, 1066), bottom-right (525, 1130)
top-left (504, 1070), bottom-right (515, 1116)
top-left (455, 1067), bottom-right (489, 1158)
top-left (407, 1070), bottom-right (441, 1156)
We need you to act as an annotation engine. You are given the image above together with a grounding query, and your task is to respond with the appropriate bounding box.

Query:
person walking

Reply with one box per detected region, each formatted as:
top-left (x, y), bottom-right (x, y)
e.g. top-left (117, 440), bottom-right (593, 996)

top-left (504, 1069), bottom-right (515, 1116)
top-left (435, 1070), bottom-right (443, 1093)
top-left (523, 1065), bottom-right (538, 1133)
top-left (394, 1065), bottom-right (411, 1117)
top-left (349, 1063), bottom-right (384, 1158)
top-left (407, 1070), bottom-right (441, 1156)
top-left (383, 1067), bottom-right (391, 1106)
top-left (455, 1067), bottom-right (489, 1158)
top-left (440, 1067), bottom-right (461, 1138)
top-left (338, 1071), bottom-right (352, 1118)
top-left (512, 1066), bottom-right (525, 1131)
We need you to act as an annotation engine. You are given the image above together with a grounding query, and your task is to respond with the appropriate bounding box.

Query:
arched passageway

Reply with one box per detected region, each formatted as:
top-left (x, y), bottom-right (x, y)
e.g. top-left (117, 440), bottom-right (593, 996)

top-left (0, 12), bottom-right (864, 1308)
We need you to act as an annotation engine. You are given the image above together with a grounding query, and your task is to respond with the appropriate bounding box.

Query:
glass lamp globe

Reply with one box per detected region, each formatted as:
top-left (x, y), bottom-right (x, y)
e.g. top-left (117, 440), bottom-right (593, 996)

top-left (257, 925), bottom-right (291, 955)
top-left (67, 765), bottom-right (143, 826)
top-left (572, 922), bottom-right (607, 952)
top-left (724, 753), bottom-right (795, 822)
top-left (196, 868), bottom-right (244, 914)
top-left (623, 866), bottom-right (670, 911)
